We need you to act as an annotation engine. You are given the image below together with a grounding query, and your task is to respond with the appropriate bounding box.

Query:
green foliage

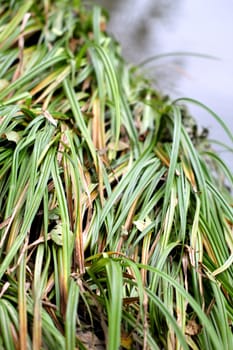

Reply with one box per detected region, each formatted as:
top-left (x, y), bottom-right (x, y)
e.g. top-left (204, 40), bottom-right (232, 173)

top-left (0, 1), bottom-right (233, 349)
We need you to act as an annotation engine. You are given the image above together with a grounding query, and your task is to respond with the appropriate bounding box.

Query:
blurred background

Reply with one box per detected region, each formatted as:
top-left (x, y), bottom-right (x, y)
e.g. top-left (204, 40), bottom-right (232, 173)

top-left (87, 0), bottom-right (233, 168)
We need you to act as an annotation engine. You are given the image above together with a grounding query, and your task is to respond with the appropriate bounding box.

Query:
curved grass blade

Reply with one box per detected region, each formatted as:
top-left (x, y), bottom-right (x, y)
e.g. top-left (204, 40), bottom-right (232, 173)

top-left (140, 263), bottom-right (224, 349)
top-left (89, 43), bottom-right (121, 153)
top-left (65, 279), bottom-right (79, 350)
top-left (63, 78), bottom-right (97, 167)
top-left (0, 1), bottom-right (33, 44)
top-left (105, 258), bottom-right (123, 350)
top-left (174, 97), bottom-right (233, 144)
top-left (139, 51), bottom-right (219, 66)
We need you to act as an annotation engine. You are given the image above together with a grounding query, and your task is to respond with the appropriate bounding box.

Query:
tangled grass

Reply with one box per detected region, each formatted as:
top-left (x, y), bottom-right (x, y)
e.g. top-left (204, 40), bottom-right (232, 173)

top-left (0, 1), bottom-right (233, 349)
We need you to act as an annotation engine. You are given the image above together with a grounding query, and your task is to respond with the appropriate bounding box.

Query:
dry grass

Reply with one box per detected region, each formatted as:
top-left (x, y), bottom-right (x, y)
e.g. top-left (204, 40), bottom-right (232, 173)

top-left (0, 1), bottom-right (232, 349)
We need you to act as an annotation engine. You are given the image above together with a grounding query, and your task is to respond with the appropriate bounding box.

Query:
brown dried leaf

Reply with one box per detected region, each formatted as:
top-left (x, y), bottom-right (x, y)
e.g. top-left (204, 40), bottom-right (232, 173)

top-left (185, 320), bottom-right (202, 336)
top-left (76, 330), bottom-right (105, 350)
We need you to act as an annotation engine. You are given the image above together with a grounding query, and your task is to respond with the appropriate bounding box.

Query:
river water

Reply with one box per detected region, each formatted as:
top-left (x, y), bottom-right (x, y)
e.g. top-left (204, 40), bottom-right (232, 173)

top-left (88, 0), bottom-right (233, 168)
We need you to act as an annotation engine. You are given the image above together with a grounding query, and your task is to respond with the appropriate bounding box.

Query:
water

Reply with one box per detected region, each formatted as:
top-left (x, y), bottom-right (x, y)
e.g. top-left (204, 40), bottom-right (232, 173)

top-left (89, 0), bottom-right (233, 168)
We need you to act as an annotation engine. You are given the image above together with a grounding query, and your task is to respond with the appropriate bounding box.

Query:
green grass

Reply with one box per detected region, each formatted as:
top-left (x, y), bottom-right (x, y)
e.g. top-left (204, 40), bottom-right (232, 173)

top-left (0, 1), bottom-right (233, 349)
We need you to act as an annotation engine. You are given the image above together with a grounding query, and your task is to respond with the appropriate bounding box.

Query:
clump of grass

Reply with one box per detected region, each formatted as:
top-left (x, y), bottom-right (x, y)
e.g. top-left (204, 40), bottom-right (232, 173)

top-left (0, 1), bottom-right (232, 349)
